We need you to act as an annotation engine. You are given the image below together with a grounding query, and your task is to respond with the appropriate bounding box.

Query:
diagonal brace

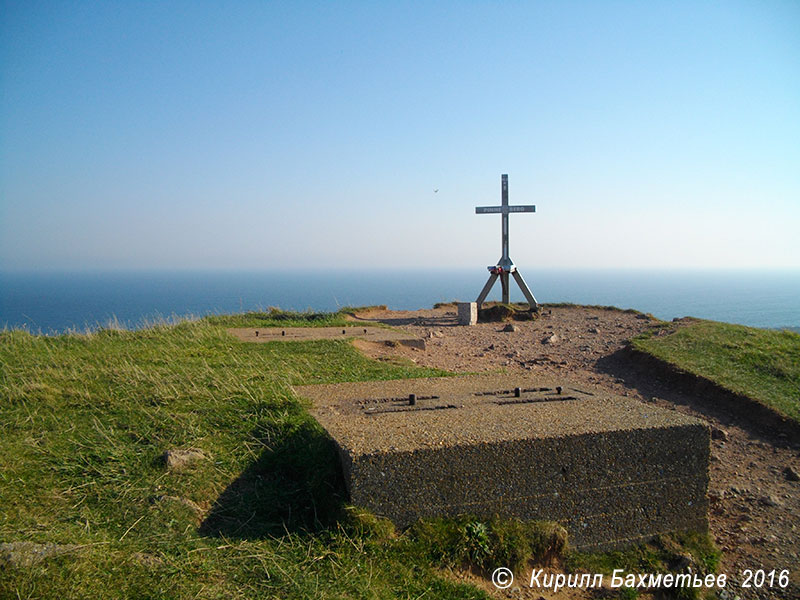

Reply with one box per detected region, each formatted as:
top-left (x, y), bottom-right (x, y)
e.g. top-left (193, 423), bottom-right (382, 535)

top-left (476, 272), bottom-right (499, 306)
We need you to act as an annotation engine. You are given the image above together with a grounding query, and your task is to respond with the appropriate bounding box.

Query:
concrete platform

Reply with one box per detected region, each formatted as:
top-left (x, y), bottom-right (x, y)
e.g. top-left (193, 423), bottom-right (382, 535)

top-left (295, 374), bottom-right (710, 550)
top-left (228, 326), bottom-right (425, 349)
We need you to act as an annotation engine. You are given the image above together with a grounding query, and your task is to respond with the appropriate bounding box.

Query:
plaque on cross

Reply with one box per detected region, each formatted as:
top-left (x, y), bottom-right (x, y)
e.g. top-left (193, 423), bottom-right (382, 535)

top-left (474, 174), bottom-right (538, 310)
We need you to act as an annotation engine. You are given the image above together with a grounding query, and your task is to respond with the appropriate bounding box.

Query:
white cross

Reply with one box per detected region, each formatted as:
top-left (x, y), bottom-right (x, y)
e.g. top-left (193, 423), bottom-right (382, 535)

top-left (474, 174), bottom-right (538, 309)
top-left (475, 174), bottom-right (535, 268)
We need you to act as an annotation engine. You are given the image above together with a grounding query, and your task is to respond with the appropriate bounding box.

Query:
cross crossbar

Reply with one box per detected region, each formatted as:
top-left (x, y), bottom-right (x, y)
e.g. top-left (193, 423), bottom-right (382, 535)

top-left (475, 205), bottom-right (535, 214)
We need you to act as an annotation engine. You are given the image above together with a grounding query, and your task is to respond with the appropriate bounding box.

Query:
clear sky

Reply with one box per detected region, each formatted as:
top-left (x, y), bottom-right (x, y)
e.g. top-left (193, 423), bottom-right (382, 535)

top-left (1, 1), bottom-right (798, 271)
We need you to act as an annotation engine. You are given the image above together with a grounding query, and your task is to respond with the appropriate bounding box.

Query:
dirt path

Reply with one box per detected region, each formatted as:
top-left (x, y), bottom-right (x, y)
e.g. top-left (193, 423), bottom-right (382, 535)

top-left (349, 305), bottom-right (800, 600)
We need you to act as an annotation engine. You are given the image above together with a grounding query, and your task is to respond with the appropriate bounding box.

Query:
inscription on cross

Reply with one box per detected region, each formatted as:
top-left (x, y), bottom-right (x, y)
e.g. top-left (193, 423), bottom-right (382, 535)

top-left (474, 174), bottom-right (538, 309)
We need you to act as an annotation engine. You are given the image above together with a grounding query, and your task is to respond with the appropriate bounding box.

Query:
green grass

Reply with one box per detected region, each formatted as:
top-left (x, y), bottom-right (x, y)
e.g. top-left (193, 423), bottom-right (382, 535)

top-left (0, 314), bottom-right (482, 599)
top-left (409, 516), bottom-right (567, 573)
top-left (566, 531), bottom-right (720, 576)
top-left (542, 302), bottom-right (648, 315)
top-left (0, 309), bottom-right (719, 598)
top-left (206, 307), bottom-right (396, 332)
top-left (567, 532), bottom-right (720, 600)
top-left (205, 307), bottom-right (353, 328)
top-left (632, 319), bottom-right (800, 423)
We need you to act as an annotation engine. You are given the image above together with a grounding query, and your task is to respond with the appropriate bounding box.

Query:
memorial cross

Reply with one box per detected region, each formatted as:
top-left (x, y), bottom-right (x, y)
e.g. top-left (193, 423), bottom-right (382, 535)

top-left (474, 174), bottom-right (539, 309)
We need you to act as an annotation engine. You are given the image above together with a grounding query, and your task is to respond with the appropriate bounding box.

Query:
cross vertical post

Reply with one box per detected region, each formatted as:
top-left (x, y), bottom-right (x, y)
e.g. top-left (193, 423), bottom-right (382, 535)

top-left (501, 174), bottom-right (509, 265)
top-left (474, 174), bottom-right (538, 310)
top-left (500, 174), bottom-right (510, 303)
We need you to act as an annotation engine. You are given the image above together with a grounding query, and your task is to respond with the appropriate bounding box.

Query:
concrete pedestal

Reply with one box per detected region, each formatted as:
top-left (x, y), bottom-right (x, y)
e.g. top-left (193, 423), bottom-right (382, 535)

top-left (457, 302), bottom-right (478, 326)
top-left (296, 374), bottom-right (710, 550)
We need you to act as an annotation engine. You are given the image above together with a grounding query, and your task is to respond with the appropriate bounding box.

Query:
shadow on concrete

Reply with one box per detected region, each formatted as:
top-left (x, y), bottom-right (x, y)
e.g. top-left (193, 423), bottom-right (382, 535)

top-left (199, 418), bottom-right (346, 539)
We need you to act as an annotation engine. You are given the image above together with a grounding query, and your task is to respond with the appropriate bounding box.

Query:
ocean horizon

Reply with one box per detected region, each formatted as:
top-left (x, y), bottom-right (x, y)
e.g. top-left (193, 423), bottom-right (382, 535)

top-left (1, 268), bottom-right (799, 335)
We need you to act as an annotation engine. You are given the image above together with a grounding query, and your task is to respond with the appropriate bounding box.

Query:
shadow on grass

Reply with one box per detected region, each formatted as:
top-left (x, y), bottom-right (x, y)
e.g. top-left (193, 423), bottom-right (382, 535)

top-left (199, 417), bottom-right (347, 538)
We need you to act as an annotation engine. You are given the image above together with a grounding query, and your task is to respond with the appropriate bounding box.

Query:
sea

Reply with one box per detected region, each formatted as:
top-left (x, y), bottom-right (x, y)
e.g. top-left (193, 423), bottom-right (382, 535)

top-left (1, 269), bottom-right (798, 335)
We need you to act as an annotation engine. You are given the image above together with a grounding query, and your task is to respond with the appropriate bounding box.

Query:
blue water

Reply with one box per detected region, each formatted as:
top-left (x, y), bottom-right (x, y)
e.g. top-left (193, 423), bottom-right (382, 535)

top-left (1, 269), bottom-right (798, 334)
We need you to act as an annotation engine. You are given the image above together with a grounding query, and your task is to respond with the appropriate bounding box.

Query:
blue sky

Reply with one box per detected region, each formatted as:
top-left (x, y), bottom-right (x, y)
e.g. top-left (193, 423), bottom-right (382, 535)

top-left (1, 1), bottom-right (798, 271)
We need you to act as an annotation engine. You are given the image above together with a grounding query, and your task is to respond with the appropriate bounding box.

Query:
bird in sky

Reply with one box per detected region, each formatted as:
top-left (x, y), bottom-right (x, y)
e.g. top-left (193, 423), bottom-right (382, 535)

top-left (433, 189), bottom-right (439, 193)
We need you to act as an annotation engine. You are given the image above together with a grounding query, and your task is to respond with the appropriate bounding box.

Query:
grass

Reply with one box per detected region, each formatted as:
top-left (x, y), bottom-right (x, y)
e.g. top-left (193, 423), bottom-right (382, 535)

top-left (0, 312), bottom-right (480, 599)
top-left (542, 302), bottom-right (648, 315)
top-left (567, 531), bottom-right (720, 577)
top-left (409, 516), bottom-right (567, 573)
top-left (632, 319), bottom-right (800, 423)
top-left (206, 306), bottom-right (396, 332)
top-left (567, 532), bottom-right (721, 600)
top-left (205, 307), bottom-right (353, 328)
top-left (1, 309), bottom-right (718, 598)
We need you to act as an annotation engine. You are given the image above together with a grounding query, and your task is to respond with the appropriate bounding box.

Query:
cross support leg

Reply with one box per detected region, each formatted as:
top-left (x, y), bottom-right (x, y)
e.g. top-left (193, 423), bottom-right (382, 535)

top-left (476, 272), bottom-right (499, 308)
top-left (501, 272), bottom-right (510, 304)
top-left (512, 269), bottom-right (538, 310)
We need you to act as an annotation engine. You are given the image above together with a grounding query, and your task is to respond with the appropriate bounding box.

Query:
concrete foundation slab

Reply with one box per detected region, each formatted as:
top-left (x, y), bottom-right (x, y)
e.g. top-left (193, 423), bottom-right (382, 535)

top-left (228, 327), bottom-right (425, 349)
top-left (295, 374), bottom-right (710, 550)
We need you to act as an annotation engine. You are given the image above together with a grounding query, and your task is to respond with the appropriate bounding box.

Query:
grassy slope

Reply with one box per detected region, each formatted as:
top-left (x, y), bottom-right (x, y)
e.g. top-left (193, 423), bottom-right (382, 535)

top-left (1, 316), bottom-right (487, 599)
top-left (632, 320), bottom-right (800, 423)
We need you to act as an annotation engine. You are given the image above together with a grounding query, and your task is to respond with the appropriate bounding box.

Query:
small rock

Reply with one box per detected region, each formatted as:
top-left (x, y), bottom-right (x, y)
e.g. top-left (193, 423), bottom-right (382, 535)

top-left (501, 323), bottom-right (518, 332)
top-left (784, 466), bottom-right (800, 481)
top-left (162, 448), bottom-right (207, 471)
top-left (672, 552), bottom-right (694, 570)
top-left (759, 494), bottom-right (781, 507)
top-left (711, 427), bottom-right (728, 441)
top-left (0, 542), bottom-right (79, 568)
top-left (635, 313), bottom-right (650, 320)
top-left (132, 552), bottom-right (165, 567)
top-left (588, 327), bottom-right (600, 334)
top-left (541, 333), bottom-right (559, 345)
